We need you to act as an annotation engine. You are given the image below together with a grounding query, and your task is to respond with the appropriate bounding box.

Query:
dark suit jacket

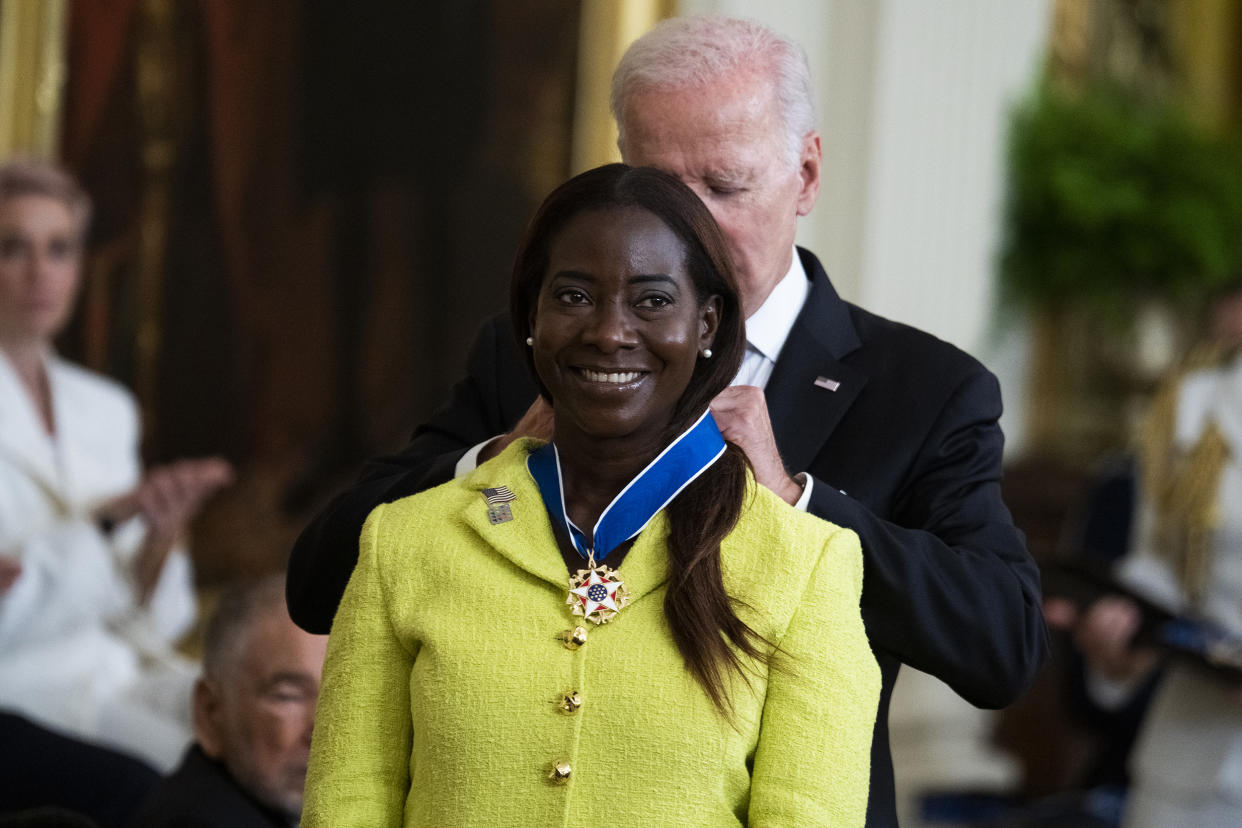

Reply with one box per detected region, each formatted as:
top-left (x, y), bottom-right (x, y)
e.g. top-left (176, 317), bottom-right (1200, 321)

top-left (0, 711), bottom-right (157, 828)
top-left (126, 746), bottom-right (291, 828)
top-left (287, 248), bottom-right (1049, 826)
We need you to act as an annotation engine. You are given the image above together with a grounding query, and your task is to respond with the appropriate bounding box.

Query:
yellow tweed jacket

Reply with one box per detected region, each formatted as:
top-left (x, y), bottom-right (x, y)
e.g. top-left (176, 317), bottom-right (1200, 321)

top-left (303, 440), bottom-right (879, 827)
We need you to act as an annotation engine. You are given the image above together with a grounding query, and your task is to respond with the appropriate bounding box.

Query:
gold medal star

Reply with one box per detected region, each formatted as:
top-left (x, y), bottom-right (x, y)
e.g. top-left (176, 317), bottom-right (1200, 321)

top-left (567, 566), bottom-right (629, 624)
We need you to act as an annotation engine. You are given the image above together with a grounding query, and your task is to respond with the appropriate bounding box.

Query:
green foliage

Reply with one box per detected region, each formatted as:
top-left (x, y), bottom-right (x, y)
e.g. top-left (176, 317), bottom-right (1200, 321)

top-left (1000, 80), bottom-right (1242, 325)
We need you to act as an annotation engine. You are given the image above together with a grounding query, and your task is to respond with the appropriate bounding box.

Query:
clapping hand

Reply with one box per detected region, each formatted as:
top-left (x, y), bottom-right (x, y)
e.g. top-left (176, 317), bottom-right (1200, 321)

top-left (97, 457), bottom-right (234, 604)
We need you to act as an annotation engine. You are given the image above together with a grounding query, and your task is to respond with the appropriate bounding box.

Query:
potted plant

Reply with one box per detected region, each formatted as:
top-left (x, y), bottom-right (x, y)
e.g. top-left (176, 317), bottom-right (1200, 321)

top-left (999, 80), bottom-right (1242, 455)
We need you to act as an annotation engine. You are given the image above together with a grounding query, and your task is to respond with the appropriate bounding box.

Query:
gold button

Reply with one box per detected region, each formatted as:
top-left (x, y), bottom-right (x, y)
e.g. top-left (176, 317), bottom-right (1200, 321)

top-left (549, 760), bottom-right (572, 784)
top-left (560, 626), bottom-right (588, 650)
top-left (558, 691), bottom-right (583, 714)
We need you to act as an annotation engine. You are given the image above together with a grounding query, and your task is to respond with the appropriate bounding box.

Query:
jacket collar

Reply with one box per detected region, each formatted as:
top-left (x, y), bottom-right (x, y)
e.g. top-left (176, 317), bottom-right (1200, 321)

top-left (0, 349), bottom-right (64, 506)
top-left (179, 744), bottom-right (296, 828)
top-left (763, 248), bottom-right (869, 473)
top-left (459, 439), bottom-right (670, 603)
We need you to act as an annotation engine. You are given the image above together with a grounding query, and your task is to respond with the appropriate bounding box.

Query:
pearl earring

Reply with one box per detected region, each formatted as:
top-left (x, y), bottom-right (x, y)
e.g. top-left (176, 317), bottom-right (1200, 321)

top-left (701, 348), bottom-right (712, 359)
top-left (526, 337), bottom-right (534, 346)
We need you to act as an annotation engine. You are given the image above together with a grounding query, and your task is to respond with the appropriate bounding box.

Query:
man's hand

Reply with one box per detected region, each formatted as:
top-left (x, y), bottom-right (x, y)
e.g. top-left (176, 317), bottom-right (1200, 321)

top-left (478, 397), bottom-right (554, 464)
top-left (98, 457), bottom-right (234, 604)
top-left (1073, 595), bottom-right (1161, 683)
top-left (711, 386), bottom-right (803, 505)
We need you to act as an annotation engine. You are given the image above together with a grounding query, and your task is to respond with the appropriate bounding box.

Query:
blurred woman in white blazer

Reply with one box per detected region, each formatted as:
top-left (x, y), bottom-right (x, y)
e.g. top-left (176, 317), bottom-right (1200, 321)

top-left (0, 158), bottom-right (231, 770)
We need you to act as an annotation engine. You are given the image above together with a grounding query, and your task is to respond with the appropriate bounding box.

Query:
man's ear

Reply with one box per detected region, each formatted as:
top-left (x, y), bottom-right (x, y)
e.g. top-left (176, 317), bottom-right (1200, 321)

top-left (699, 296), bottom-right (722, 351)
top-left (795, 131), bottom-right (822, 217)
top-left (193, 677), bottom-right (226, 759)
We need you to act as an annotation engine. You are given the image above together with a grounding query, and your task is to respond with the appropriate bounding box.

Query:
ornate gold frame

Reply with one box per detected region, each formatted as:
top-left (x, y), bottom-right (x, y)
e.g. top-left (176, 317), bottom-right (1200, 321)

top-left (572, 0), bottom-right (672, 173)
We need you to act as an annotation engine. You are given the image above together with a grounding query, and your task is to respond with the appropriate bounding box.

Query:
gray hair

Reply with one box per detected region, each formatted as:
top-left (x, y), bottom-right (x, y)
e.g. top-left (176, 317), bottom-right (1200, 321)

top-left (611, 15), bottom-right (816, 166)
top-left (0, 157), bottom-right (92, 239)
top-left (201, 573), bottom-right (289, 681)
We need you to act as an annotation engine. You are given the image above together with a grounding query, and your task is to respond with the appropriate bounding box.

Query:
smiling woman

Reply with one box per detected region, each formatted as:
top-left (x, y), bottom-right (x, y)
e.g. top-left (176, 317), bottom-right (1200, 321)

top-left (303, 164), bottom-right (880, 828)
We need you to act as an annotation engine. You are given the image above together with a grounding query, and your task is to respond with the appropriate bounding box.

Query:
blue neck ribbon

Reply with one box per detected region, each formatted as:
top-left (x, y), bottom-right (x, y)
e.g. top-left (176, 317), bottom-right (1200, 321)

top-left (527, 409), bottom-right (727, 563)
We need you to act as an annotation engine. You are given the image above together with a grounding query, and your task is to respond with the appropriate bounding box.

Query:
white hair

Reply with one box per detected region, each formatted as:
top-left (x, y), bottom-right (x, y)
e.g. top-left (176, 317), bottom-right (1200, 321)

top-left (201, 573), bottom-right (289, 681)
top-left (610, 15), bottom-right (816, 166)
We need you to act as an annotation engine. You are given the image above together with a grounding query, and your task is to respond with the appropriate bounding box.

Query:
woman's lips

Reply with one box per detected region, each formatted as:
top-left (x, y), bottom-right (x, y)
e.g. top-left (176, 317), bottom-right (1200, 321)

top-left (575, 368), bottom-right (646, 384)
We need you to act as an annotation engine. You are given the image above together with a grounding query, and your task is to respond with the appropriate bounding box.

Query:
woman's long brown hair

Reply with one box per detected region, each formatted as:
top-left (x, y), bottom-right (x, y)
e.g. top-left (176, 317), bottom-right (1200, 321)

top-left (511, 164), bottom-right (774, 715)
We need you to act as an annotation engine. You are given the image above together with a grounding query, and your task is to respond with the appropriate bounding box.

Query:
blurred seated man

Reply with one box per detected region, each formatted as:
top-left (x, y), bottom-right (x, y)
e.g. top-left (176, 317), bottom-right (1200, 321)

top-left (1067, 281), bottom-right (1242, 827)
top-left (1039, 456), bottom-right (1159, 821)
top-left (128, 575), bottom-right (326, 828)
top-left (0, 158), bottom-right (232, 770)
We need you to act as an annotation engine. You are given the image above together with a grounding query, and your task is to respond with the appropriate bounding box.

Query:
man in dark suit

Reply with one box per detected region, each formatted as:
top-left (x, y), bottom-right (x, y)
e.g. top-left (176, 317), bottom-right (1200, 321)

top-left (130, 577), bottom-right (326, 828)
top-left (286, 15), bottom-right (1047, 826)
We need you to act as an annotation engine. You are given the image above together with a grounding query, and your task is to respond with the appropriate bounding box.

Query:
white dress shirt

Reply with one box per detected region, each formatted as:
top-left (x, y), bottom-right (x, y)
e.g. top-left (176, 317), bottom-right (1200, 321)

top-left (734, 249), bottom-right (809, 390)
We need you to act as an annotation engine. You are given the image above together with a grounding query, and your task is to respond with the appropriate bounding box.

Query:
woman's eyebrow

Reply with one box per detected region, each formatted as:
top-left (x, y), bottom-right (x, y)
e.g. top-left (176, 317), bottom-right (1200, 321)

top-left (546, 272), bottom-right (678, 286)
top-left (548, 270), bottom-right (596, 282)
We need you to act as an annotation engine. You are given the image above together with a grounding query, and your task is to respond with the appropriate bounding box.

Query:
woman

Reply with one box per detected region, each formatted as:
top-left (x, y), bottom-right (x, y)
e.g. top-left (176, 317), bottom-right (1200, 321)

top-left (0, 158), bottom-right (230, 770)
top-left (304, 164), bottom-right (879, 826)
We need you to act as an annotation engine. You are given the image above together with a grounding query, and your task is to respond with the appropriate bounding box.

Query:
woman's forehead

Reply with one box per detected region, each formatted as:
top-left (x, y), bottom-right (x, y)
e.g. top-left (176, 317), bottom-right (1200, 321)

top-left (0, 193), bottom-right (79, 232)
top-left (545, 209), bottom-right (689, 280)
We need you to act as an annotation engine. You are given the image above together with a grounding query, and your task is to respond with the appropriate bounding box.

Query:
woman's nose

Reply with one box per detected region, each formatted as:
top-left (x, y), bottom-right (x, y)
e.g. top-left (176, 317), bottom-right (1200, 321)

top-left (30, 254), bottom-right (53, 280)
top-left (27, 249), bottom-right (57, 281)
top-left (581, 303), bottom-right (636, 351)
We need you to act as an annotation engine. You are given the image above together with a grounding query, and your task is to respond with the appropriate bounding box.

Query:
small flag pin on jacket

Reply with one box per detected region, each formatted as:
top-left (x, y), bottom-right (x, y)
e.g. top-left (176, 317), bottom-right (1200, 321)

top-left (482, 486), bottom-right (516, 524)
top-left (814, 376), bottom-right (840, 391)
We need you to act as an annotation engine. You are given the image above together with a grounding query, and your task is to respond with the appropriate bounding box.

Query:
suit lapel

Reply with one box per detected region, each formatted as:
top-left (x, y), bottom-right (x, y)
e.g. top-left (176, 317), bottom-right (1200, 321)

top-left (45, 357), bottom-right (142, 509)
top-left (0, 350), bottom-right (66, 510)
top-left (460, 449), bottom-right (567, 589)
top-left (765, 249), bottom-right (869, 474)
top-left (459, 440), bottom-right (669, 603)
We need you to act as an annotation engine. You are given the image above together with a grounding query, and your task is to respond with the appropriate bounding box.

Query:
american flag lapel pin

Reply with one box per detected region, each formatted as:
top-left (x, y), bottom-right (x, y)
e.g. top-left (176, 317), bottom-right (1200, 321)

top-left (482, 486), bottom-right (516, 524)
top-left (813, 376), bottom-right (840, 392)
